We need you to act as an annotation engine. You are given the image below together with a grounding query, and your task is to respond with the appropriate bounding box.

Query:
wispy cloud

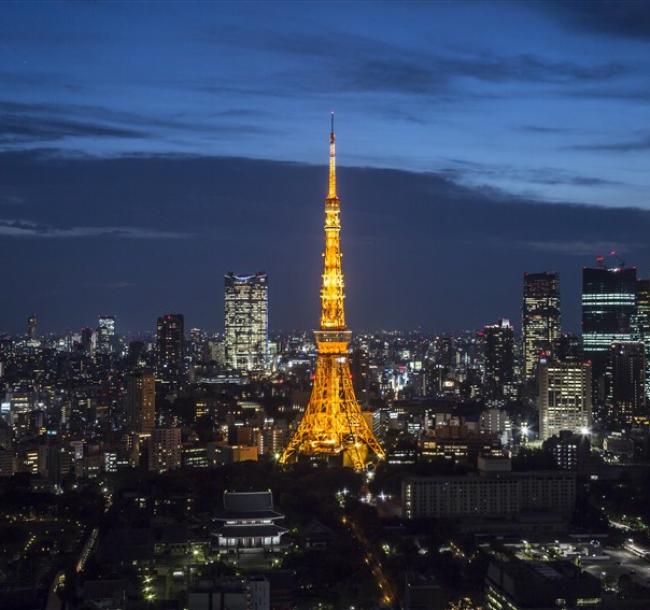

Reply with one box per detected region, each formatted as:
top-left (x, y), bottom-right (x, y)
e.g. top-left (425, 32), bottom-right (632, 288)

top-left (517, 124), bottom-right (577, 134)
top-left (0, 99), bottom-right (282, 150)
top-left (202, 26), bottom-right (626, 100)
top-left (522, 239), bottom-right (642, 256)
top-left (570, 133), bottom-right (650, 152)
top-left (0, 218), bottom-right (190, 239)
top-left (440, 158), bottom-right (620, 187)
top-left (0, 114), bottom-right (147, 145)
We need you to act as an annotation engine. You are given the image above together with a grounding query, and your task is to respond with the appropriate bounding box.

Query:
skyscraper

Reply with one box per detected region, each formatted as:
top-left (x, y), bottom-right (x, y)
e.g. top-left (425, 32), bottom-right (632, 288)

top-left (607, 341), bottom-right (646, 426)
top-left (126, 370), bottom-right (156, 435)
top-left (538, 360), bottom-right (592, 441)
top-left (224, 272), bottom-right (268, 371)
top-left (80, 327), bottom-right (95, 354)
top-left (97, 315), bottom-right (116, 354)
top-left (636, 278), bottom-right (650, 400)
top-left (582, 265), bottom-right (637, 398)
top-left (483, 319), bottom-right (514, 400)
top-left (280, 115), bottom-right (384, 470)
top-left (156, 314), bottom-right (185, 382)
top-left (26, 314), bottom-right (37, 340)
top-left (522, 272), bottom-right (560, 381)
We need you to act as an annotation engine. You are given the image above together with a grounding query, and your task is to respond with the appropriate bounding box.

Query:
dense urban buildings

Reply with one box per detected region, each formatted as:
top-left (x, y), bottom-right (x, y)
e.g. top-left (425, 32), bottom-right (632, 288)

top-left (6, 2), bottom-right (650, 608)
top-left (3, 128), bottom-right (650, 610)
top-left (224, 272), bottom-right (269, 371)
top-left (522, 272), bottom-right (561, 382)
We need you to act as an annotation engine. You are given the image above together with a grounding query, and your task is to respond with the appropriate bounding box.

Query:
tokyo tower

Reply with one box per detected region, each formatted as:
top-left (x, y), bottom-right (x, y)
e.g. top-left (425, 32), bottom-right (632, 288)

top-left (280, 115), bottom-right (385, 471)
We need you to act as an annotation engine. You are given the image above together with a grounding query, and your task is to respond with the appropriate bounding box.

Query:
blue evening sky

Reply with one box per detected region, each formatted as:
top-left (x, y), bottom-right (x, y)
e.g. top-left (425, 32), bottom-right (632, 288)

top-left (2, 1), bottom-right (649, 208)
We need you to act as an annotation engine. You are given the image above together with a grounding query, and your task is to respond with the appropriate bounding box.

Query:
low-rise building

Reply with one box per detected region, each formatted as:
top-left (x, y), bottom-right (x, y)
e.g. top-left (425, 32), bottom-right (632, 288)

top-left (403, 457), bottom-right (575, 521)
top-left (485, 557), bottom-right (601, 609)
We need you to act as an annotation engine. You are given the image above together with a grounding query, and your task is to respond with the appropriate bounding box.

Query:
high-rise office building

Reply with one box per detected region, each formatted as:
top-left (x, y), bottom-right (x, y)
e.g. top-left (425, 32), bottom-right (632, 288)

top-left (97, 315), bottom-right (116, 354)
top-left (224, 272), bottom-right (268, 371)
top-left (636, 278), bottom-right (650, 400)
top-left (522, 272), bottom-right (560, 381)
top-left (607, 341), bottom-right (646, 426)
top-left (582, 265), bottom-right (636, 398)
top-left (149, 427), bottom-right (182, 473)
top-left (126, 370), bottom-right (156, 435)
top-left (80, 327), bottom-right (95, 354)
top-left (538, 360), bottom-right (592, 441)
top-left (26, 314), bottom-right (37, 340)
top-left (156, 314), bottom-right (185, 382)
top-left (483, 319), bottom-right (514, 400)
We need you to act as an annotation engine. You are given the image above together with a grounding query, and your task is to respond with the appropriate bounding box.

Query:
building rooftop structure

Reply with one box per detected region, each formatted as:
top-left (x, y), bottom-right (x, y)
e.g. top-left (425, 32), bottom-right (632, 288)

top-left (213, 491), bottom-right (287, 564)
top-left (486, 556), bottom-right (601, 609)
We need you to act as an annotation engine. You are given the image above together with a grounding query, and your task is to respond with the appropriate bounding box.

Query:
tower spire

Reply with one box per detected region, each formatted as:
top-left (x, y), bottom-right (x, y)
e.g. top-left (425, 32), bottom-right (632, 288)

top-left (328, 111), bottom-right (336, 200)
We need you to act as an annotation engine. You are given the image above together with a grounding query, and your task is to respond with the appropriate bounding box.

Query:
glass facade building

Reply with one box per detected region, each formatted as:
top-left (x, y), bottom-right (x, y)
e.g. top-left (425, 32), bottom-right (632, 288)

top-left (97, 315), bottom-right (116, 354)
top-left (581, 266), bottom-right (637, 395)
top-left (483, 319), bottom-right (514, 400)
top-left (636, 278), bottom-right (650, 400)
top-left (522, 272), bottom-right (560, 381)
top-left (224, 272), bottom-right (268, 371)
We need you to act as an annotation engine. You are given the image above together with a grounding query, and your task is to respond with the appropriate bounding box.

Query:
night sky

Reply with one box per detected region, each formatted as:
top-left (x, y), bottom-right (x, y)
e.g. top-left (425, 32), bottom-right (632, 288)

top-left (1, 2), bottom-right (650, 335)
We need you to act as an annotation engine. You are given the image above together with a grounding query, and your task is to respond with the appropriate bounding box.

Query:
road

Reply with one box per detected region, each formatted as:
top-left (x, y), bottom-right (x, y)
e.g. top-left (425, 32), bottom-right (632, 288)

top-left (341, 515), bottom-right (397, 608)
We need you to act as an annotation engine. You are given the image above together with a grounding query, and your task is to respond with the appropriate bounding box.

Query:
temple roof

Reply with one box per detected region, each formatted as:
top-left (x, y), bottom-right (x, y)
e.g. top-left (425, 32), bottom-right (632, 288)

top-left (223, 490), bottom-right (274, 512)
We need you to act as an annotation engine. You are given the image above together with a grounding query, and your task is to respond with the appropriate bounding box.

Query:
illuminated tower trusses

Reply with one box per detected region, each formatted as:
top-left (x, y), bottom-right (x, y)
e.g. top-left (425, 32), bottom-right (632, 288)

top-left (280, 115), bottom-right (385, 471)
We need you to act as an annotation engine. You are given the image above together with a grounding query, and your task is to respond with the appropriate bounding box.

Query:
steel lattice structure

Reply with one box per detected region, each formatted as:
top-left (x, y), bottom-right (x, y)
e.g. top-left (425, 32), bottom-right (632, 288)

top-left (280, 115), bottom-right (385, 471)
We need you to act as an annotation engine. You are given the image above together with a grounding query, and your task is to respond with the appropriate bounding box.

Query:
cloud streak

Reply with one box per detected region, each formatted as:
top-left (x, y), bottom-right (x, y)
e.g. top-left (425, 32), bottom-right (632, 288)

top-left (0, 218), bottom-right (190, 239)
top-left (570, 133), bottom-right (650, 152)
top-left (440, 158), bottom-right (620, 188)
top-left (522, 239), bottom-right (642, 256)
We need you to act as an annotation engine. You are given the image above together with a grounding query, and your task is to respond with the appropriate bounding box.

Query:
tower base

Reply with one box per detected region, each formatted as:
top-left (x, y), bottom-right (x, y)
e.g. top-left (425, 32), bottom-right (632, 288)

top-left (281, 332), bottom-right (385, 471)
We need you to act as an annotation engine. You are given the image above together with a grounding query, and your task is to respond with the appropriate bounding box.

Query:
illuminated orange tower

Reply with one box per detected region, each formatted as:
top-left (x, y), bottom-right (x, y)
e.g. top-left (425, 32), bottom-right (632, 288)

top-left (280, 115), bottom-right (385, 471)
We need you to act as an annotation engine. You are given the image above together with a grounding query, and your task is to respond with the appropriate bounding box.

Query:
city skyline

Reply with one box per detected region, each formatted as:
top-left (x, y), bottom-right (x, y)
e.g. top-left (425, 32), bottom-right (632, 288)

top-left (5, 5), bottom-right (650, 609)
top-left (1, 3), bottom-right (650, 333)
